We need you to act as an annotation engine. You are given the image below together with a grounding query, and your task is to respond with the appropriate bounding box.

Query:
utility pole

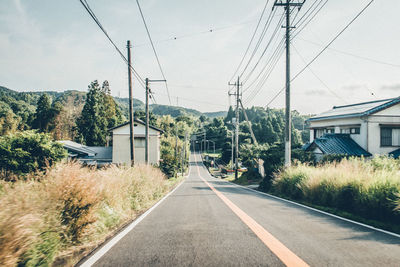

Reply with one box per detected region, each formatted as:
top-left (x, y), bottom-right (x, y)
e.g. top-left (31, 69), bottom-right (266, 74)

top-left (127, 40), bottom-right (135, 166)
top-left (145, 79), bottom-right (165, 164)
top-left (273, 0), bottom-right (304, 167)
top-left (229, 76), bottom-right (242, 180)
top-left (145, 78), bottom-right (149, 164)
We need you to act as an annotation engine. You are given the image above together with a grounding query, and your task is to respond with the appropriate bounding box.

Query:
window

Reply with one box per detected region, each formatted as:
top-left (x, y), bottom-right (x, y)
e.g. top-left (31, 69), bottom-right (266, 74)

top-left (340, 127), bottom-right (360, 134)
top-left (381, 128), bottom-right (393, 146)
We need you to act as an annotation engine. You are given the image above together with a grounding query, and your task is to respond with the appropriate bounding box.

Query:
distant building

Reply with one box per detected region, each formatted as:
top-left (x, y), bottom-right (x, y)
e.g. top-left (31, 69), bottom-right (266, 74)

top-left (109, 119), bottom-right (163, 165)
top-left (59, 140), bottom-right (112, 166)
top-left (304, 97), bottom-right (400, 160)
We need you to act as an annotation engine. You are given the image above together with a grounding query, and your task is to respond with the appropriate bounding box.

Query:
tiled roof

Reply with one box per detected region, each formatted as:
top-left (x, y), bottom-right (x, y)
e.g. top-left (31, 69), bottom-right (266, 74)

top-left (389, 148), bottom-right (400, 159)
top-left (304, 134), bottom-right (372, 157)
top-left (308, 97), bottom-right (400, 122)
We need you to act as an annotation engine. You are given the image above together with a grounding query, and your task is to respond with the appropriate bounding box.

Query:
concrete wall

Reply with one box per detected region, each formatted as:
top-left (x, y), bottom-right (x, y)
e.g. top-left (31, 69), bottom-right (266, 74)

top-left (112, 123), bottom-right (161, 165)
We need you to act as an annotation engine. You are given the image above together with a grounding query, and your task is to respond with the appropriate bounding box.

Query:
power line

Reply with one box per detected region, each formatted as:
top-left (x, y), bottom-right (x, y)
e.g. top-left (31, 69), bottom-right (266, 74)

top-left (229, 0), bottom-right (271, 82)
top-left (292, 0), bottom-right (329, 39)
top-left (134, 19), bottom-right (259, 47)
top-left (292, 44), bottom-right (348, 104)
top-left (265, 0), bottom-right (375, 108)
top-left (135, 0), bottom-right (172, 105)
top-left (297, 37), bottom-right (400, 68)
top-left (238, 8), bottom-right (278, 79)
top-left (78, 0), bottom-right (146, 88)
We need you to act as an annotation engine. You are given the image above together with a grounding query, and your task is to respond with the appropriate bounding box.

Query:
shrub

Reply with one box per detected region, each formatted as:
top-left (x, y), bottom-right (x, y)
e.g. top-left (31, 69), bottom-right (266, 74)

top-left (0, 162), bottom-right (172, 266)
top-left (270, 157), bottom-right (400, 230)
top-left (0, 131), bottom-right (66, 178)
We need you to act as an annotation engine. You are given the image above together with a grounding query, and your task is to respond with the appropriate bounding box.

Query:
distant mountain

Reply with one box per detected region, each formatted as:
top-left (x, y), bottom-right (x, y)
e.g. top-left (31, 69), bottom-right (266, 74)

top-left (0, 86), bottom-right (227, 119)
top-left (203, 111), bottom-right (228, 118)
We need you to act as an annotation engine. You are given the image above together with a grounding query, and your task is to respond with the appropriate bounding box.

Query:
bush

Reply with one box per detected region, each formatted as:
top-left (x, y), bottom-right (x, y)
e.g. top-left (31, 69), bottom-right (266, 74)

top-left (0, 162), bottom-right (173, 266)
top-left (271, 157), bottom-right (400, 231)
top-left (0, 131), bottom-right (66, 178)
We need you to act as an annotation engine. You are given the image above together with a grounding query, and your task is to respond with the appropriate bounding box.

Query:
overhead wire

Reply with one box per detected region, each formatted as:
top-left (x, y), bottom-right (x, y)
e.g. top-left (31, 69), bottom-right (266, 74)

top-left (264, 0), bottom-right (376, 108)
top-left (79, 0), bottom-right (146, 89)
top-left (229, 0), bottom-right (271, 82)
top-left (135, 0), bottom-right (172, 105)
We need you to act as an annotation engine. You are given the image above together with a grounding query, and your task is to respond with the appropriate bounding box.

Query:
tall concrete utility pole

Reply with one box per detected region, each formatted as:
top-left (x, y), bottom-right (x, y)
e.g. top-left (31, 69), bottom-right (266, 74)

top-left (229, 76), bottom-right (242, 180)
top-left (273, 0), bottom-right (304, 167)
top-left (127, 40), bottom-right (135, 166)
top-left (145, 79), bottom-right (165, 164)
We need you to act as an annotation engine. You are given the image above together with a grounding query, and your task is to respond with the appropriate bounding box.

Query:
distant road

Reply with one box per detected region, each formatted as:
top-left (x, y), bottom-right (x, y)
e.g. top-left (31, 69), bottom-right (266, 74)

top-left (81, 153), bottom-right (400, 267)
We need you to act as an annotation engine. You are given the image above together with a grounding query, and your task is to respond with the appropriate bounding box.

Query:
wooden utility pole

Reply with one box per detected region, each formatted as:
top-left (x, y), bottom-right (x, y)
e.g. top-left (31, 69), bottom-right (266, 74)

top-left (127, 40), bottom-right (135, 166)
top-left (145, 79), bottom-right (165, 164)
top-left (145, 78), bottom-right (149, 164)
top-left (273, 0), bottom-right (304, 167)
top-left (229, 76), bottom-right (242, 180)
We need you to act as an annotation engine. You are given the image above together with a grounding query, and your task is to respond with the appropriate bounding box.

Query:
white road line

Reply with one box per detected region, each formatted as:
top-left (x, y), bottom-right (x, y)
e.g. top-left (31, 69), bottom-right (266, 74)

top-left (195, 153), bottom-right (400, 239)
top-left (79, 178), bottom-right (186, 267)
top-left (223, 177), bottom-right (400, 239)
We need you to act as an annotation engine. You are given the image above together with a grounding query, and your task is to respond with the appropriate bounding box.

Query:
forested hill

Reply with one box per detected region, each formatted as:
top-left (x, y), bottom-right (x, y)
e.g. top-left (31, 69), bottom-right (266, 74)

top-left (0, 86), bottom-right (226, 119)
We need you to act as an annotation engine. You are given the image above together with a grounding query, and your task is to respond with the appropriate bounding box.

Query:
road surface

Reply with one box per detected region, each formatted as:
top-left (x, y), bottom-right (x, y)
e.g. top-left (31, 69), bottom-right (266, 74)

top-left (82, 153), bottom-right (400, 267)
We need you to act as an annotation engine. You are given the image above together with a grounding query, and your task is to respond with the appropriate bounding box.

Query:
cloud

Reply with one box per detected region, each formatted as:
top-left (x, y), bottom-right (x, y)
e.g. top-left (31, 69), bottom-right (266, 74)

top-left (380, 84), bottom-right (400, 91)
top-left (304, 89), bottom-right (329, 96)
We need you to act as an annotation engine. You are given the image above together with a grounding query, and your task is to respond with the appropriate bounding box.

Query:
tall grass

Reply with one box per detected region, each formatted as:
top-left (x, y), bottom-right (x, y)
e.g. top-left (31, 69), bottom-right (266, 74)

top-left (272, 157), bottom-right (400, 232)
top-left (0, 162), bottom-right (177, 266)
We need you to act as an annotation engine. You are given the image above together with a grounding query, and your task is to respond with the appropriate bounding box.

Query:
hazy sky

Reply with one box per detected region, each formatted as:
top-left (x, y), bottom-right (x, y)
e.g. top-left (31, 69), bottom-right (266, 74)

top-left (0, 0), bottom-right (399, 114)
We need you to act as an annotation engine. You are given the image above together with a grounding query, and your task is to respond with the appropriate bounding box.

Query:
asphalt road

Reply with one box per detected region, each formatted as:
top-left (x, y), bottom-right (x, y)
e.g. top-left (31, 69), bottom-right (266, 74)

top-left (84, 153), bottom-right (400, 267)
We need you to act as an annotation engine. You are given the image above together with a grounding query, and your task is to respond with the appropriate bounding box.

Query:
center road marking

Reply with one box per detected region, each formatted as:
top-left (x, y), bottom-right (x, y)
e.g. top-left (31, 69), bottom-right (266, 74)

top-left (194, 154), bottom-right (309, 267)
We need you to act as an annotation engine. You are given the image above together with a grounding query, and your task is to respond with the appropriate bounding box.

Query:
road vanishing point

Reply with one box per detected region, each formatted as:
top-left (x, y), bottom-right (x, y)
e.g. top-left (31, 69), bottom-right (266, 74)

top-left (80, 153), bottom-right (400, 267)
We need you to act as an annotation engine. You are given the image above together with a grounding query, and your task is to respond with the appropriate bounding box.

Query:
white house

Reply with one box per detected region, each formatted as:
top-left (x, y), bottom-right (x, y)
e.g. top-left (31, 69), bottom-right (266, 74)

top-left (109, 119), bottom-right (163, 165)
top-left (304, 97), bottom-right (400, 160)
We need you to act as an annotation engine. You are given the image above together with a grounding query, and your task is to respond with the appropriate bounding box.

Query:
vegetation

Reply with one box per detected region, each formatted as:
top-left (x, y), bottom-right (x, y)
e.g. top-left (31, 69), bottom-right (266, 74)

top-left (270, 156), bottom-right (400, 233)
top-left (75, 80), bottom-right (123, 146)
top-left (0, 131), bottom-right (66, 179)
top-left (0, 162), bottom-right (180, 266)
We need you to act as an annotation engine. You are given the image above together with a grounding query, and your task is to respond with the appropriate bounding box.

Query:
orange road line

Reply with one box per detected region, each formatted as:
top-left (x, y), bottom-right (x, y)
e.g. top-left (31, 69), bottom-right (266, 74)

top-left (194, 155), bottom-right (309, 267)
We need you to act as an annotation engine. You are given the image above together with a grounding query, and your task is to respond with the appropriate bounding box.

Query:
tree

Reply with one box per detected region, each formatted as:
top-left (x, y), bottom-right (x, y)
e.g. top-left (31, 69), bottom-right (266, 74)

top-left (33, 94), bottom-right (52, 132)
top-left (0, 131), bottom-right (66, 177)
top-left (76, 81), bottom-right (108, 146)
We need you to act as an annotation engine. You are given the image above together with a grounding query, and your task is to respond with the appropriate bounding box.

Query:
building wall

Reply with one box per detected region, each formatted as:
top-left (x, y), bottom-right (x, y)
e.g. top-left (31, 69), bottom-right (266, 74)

top-left (112, 123), bottom-right (161, 165)
top-left (309, 102), bottom-right (400, 156)
top-left (367, 104), bottom-right (400, 155)
top-left (309, 117), bottom-right (367, 149)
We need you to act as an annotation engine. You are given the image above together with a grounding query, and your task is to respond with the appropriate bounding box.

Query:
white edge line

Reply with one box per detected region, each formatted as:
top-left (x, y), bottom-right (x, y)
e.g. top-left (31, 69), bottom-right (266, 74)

top-left (223, 179), bottom-right (400, 239)
top-left (197, 157), bottom-right (400, 239)
top-left (79, 178), bottom-right (186, 267)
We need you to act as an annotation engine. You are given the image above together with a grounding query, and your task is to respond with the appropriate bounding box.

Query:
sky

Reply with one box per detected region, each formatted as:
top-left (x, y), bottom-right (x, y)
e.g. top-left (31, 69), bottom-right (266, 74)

top-left (0, 0), bottom-right (399, 114)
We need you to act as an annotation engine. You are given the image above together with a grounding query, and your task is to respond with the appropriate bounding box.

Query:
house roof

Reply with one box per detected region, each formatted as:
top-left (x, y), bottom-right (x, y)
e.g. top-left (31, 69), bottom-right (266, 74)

top-left (308, 97), bottom-right (400, 122)
top-left (58, 140), bottom-right (96, 157)
top-left (304, 134), bottom-right (372, 157)
top-left (389, 148), bottom-right (400, 159)
top-left (81, 146), bottom-right (112, 161)
top-left (108, 119), bottom-right (163, 133)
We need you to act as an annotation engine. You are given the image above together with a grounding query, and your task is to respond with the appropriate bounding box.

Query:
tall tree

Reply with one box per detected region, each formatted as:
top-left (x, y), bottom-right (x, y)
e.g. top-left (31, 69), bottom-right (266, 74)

top-left (76, 81), bottom-right (107, 146)
top-left (33, 94), bottom-right (52, 132)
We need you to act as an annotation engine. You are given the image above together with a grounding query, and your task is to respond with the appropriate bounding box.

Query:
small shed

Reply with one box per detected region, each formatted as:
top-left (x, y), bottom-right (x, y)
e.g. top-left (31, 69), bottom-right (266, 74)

top-left (109, 119), bottom-right (163, 165)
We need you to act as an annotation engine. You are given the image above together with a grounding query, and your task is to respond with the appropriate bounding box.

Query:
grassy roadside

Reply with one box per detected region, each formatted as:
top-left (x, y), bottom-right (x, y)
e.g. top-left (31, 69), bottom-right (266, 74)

top-left (0, 162), bottom-right (183, 267)
top-left (263, 157), bottom-right (400, 234)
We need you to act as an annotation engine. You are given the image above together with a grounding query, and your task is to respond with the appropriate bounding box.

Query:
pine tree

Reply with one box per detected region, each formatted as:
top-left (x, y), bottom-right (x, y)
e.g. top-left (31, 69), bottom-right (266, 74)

top-left (33, 94), bottom-right (51, 132)
top-left (76, 81), bottom-right (107, 146)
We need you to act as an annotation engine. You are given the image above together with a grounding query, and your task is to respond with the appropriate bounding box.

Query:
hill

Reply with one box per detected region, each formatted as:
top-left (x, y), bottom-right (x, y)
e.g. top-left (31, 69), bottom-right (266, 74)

top-left (0, 86), bottom-right (227, 119)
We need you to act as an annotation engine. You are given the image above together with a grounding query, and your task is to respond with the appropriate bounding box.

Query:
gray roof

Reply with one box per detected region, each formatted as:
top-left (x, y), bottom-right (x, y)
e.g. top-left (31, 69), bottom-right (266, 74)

top-left (59, 141), bottom-right (112, 161)
top-left (308, 97), bottom-right (400, 122)
top-left (304, 134), bottom-right (371, 157)
top-left (108, 119), bottom-right (163, 133)
top-left (58, 140), bottom-right (96, 156)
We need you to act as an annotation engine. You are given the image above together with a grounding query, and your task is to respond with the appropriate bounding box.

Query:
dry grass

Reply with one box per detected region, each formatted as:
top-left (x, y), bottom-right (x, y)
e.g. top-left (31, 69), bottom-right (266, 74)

top-left (0, 162), bottom-right (178, 266)
top-left (272, 157), bottom-right (400, 231)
